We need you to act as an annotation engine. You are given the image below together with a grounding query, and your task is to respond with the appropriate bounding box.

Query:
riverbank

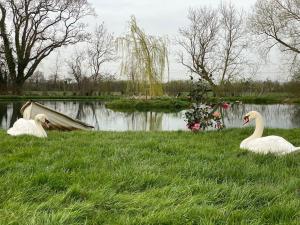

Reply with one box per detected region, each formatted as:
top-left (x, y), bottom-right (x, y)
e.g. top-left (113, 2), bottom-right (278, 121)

top-left (0, 129), bottom-right (299, 225)
top-left (1, 93), bottom-right (300, 103)
top-left (105, 98), bottom-right (190, 112)
top-left (105, 95), bottom-right (300, 111)
top-left (0, 94), bottom-right (299, 112)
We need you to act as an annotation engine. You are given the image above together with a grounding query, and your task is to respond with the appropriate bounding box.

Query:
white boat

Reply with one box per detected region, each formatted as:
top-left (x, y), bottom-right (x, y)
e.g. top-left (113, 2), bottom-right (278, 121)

top-left (20, 101), bottom-right (94, 131)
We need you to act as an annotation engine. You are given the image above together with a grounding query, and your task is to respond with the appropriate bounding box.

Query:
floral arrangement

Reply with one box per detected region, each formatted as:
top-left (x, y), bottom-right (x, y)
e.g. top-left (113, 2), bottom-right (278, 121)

top-left (185, 102), bottom-right (230, 132)
top-left (185, 76), bottom-right (231, 132)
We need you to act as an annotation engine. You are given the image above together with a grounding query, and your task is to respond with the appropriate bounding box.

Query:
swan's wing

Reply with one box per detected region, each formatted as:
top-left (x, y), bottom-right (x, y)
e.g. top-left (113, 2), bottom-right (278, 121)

top-left (7, 119), bottom-right (37, 136)
top-left (246, 136), bottom-right (295, 154)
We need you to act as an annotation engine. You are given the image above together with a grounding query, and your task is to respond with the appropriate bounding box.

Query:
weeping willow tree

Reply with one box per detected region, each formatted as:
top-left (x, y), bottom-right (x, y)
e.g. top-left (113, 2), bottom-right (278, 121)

top-left (118, 16), bottom-right (169, 97)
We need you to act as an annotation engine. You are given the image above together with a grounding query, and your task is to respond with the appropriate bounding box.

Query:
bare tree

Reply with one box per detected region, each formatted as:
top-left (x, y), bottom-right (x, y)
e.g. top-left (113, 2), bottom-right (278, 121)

top-left (27, 70), bottom-right (45, 87)
top-left (178, 3), bottom-right (247, 94)
top-left (0, 0), bottom-right (93, 94)
top-left (219, 2), bottom-right (246, 84)
top-left (88, 23), bottom-right (116, 81)
top-left (178, 7), bottom-right (219, 90)
top-left (66, 49), bottom-right (87, 91)
top-left (49, 51), bottom-right (62, 87)
top-left (249, 0), bottom-right (300, 55)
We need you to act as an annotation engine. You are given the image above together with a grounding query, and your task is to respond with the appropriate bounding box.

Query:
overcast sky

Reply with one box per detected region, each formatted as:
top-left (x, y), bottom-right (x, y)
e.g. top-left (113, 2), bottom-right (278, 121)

top-left (40, 0), bottom-right (289, 81)
top-left (92, 0), bottom-right (255, 36)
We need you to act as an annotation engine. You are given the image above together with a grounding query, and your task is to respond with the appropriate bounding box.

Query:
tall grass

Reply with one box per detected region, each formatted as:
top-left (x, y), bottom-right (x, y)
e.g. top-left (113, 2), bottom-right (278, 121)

top-left (0, 129), bottom-right (299, 224)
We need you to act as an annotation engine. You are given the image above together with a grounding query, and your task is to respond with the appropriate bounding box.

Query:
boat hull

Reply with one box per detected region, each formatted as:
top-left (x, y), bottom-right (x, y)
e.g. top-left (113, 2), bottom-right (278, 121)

top-left (21, 101), bottom-right (94, 131)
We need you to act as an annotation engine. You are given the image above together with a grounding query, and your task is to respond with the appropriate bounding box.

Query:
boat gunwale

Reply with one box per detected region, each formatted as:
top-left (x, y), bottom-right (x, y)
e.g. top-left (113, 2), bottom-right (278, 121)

top-left (20, 100), bottom-right (94, 129)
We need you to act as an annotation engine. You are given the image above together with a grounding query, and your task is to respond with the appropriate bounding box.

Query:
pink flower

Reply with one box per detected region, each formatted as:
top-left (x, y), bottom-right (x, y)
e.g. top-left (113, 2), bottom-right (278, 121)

top-left (222, 102), bottom-right (230, 110)
top-left (192, 123), bottom-right (200, 131)
top-left (212, 111), bottom-right (221, 118)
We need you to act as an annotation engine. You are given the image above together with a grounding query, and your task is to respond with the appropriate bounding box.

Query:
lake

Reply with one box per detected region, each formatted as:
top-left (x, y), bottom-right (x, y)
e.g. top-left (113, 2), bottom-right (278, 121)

top-left (1, 101), bottom-right (300, 131)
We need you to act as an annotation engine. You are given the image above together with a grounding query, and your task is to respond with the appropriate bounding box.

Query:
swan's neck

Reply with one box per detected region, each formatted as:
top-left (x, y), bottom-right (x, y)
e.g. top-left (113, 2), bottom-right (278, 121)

top-left (249, 113), bottom-right (264, 140)
top-left (34, 119), bottom-right (47, 136)
top-left (34, 119), bottom-right (42, 127)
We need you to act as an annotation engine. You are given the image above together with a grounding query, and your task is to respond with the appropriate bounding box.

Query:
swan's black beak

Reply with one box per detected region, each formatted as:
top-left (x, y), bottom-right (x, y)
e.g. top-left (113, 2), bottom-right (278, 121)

top-left (243, 115), bottom-right (249, 125)
top-left (44, 119), bottom-right (50, 128)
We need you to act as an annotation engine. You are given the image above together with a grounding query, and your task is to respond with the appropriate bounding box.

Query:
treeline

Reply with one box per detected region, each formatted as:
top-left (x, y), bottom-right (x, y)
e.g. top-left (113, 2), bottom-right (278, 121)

top-left (20, 79), bottom-right (191, 96)
top-left (0, 0), bottom-right (300, 96)
top-left (12, 78), bottom-right (300, 97)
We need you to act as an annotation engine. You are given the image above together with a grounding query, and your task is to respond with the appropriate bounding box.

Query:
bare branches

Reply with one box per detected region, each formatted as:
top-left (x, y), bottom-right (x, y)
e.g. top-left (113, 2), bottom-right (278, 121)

top-left (66, 47), bottom-right (105, 94)
top-left (87, 23), bottom-right (116, 81)
top-left (66, 49), bottom-right (87, 89)
top-left (219, 2), bottom-right (246, 83)
top-left (178, 3), bottom-right (247, 92)
top-left (0, 0), bottom-right (94, 93)
top-left (249, 0), bottom-right (300, 54)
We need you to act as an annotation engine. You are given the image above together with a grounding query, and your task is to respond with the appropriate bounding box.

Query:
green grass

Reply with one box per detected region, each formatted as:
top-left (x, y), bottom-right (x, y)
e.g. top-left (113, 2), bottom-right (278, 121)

top-left (106, 95), bottom-right (300, 112)
top-left (1, 93), bottom-right (300, 108)
top-left (106, 98), bottom-right (191, 112)
top-left (210, 95), bottom-right (300, 104)
top-left (0, 129), bottom-right (299, 225)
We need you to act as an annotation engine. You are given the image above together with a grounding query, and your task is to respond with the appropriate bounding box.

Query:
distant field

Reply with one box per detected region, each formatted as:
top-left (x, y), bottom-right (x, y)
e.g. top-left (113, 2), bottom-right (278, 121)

top-left (0, 129), bottom-right (299, 225)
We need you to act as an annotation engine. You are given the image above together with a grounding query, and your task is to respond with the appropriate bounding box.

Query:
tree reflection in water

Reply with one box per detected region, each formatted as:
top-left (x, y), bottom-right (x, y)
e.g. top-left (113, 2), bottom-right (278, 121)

top-left (0, 102), bottom-right (23, 129)
top-left (224, 104), bottom-right (300, 128)
top-left (0, 102), bottom-right (8, 128)
top-left (10, 102), bottom-right (22, 127)
top-left (291, 106), bottom-right (300, 126)
top-left (0, 101), bottom-right (300, 131)
top-left (125, 111), bottom-right (163, 131)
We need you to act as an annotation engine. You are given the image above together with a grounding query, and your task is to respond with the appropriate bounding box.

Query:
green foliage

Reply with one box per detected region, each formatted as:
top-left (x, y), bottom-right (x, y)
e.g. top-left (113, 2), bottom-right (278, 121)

top-left (0, 129), bottom-right (299, 224)
top-left (117, 16), bottom-right (169, 97)
top-left (185, 76), bottom-right (229, 131)
top-left (106, 98), bottom-right (190, 112)
top-left (185, 104), bottom-right (224, 131)
top-left (188, 76), bottom-right (211, 104)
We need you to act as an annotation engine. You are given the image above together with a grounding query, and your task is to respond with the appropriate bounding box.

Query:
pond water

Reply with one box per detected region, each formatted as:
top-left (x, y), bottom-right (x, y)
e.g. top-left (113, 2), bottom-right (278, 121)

top-left (0, 101), bottom-right (300, 131)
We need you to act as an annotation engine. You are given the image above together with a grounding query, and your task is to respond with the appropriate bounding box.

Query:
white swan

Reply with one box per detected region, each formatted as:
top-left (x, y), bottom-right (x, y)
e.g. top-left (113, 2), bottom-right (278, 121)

top-left (7, 114), bottom-right (50, 138)
top-left (240, 111), bottom-right (300, 155)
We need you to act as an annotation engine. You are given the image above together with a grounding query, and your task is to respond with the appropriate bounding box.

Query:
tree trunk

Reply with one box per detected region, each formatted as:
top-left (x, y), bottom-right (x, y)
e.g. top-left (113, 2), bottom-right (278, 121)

top-left (0, 70), bottom-right (8, 94)
top-left (11, 80), bottom-right (25, 95)
top-left (0, 83), bottom-right (7, 94)
top-left (0, 77), bottom-right (7, 94)
top-left (0, 86), bottom-right (7, 95)
top-left (10, 102), bottom-right (22, 127)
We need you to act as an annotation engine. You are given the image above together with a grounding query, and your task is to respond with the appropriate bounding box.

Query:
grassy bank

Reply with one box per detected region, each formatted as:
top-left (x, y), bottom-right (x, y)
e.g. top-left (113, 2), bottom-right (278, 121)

top-left (105, 98), bottom-right (191, 112)
top-left (1, 94), bottom-right (299, 107)
top-left (105, 95), bottom-right (300, 112)
top-left (0, 129), bottom-right (299, 225)
top-left (210, 95), bottom-right (300, 104)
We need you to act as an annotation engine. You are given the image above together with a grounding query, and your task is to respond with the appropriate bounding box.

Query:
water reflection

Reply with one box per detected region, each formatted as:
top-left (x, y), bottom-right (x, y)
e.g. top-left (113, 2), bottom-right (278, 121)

top-left (223, 104), bottom-right (300, 129)
top-left (0, 101), bottom-right (299, 131)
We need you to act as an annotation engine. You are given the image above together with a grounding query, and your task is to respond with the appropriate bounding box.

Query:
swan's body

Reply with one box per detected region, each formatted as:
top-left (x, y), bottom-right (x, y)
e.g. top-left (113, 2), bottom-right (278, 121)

top-left (7, 114), bottom-right (49, 138)
top-left (240, 111), bottom-right (300, 155)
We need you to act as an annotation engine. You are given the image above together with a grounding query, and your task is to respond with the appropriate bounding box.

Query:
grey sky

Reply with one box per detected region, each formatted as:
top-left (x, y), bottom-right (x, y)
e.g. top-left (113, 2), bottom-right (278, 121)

top-left (92, 0), bottom-right (254, 36)
top-left (40, 0), bottom-right (288, 81)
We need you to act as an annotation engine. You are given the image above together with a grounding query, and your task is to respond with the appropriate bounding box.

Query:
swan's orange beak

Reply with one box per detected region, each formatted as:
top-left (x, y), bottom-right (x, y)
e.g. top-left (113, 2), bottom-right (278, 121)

top-left (243, 115), bottom-right (249, 125)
